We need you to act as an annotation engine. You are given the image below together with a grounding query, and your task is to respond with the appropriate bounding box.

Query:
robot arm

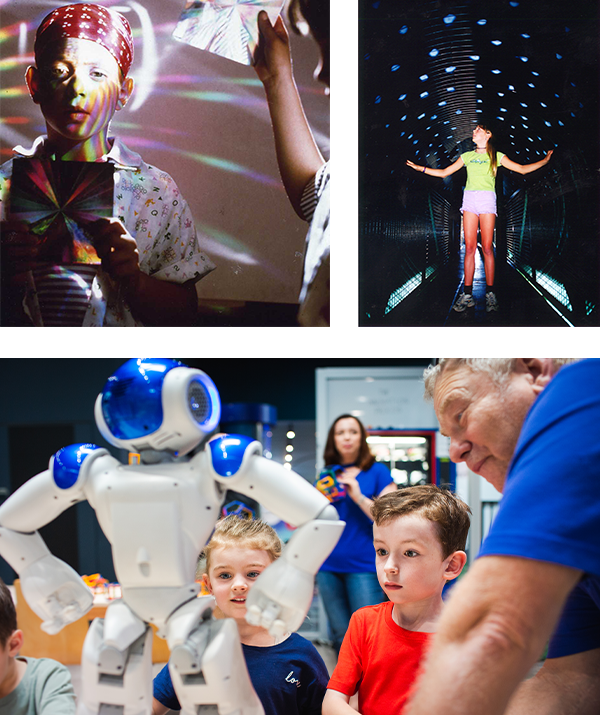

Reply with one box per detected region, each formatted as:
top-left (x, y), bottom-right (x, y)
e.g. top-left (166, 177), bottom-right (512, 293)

top-left (0, 444), bottom-right (108, 634)
top-left (206, 435), bottom-right (345, 637)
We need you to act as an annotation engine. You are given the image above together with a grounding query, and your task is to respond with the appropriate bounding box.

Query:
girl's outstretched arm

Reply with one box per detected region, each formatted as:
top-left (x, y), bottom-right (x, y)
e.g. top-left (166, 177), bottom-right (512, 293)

top-left (500, 150), bottom-right (553, 175)
top-left (406, 157), bottom-right (464, 178)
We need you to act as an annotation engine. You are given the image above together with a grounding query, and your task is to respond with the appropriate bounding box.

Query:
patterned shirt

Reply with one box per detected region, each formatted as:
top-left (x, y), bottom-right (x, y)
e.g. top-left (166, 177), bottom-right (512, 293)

top-left (0, 136), bottom-right (215, 326)
top-left (298, 161), bottom-right (330, 327)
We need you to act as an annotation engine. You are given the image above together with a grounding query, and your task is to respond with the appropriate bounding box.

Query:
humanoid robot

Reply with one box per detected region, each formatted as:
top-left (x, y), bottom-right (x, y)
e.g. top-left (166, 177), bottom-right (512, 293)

top-left (0, 359), bottom-right (344, 715)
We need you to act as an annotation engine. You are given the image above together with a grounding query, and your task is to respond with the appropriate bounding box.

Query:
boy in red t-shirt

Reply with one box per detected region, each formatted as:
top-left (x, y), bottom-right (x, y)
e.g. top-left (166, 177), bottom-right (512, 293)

top-left (323, 485), bottom-right (471, 715)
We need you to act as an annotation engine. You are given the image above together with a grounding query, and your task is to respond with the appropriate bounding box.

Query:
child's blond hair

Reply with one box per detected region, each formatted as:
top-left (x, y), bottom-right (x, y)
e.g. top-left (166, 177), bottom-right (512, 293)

top-left (203, 516), bottom-right (282, 573)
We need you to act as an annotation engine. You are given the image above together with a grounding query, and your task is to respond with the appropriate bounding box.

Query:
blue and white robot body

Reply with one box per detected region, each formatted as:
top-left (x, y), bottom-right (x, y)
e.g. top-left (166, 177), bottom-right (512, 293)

top-left (0, 358), bottom-right (347, 715)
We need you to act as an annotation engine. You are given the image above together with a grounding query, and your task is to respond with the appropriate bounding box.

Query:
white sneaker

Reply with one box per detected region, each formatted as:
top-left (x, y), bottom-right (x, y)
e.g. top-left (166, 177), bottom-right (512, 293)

top-left (453, 293), bottom-right (475, 312)
top-left (486, 291), bottom-right (499, 312)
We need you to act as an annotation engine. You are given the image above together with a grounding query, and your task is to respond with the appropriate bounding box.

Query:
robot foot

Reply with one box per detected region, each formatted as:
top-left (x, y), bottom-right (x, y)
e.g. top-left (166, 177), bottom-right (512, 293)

top-left (78, 618), bottom-right (154, 715)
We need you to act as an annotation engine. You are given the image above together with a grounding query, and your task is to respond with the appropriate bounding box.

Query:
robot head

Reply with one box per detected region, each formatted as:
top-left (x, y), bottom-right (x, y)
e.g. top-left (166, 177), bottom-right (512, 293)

top-left (94, 359), bottom-right (221, 455)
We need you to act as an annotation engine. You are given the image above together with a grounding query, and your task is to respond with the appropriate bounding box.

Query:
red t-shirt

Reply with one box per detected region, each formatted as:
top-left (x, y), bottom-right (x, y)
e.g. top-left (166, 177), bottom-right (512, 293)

top-left (327, 601), bottom-right (431, 715)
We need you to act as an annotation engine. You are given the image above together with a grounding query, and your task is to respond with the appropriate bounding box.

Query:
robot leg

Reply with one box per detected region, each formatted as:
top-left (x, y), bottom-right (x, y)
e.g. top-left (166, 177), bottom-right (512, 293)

top-left (167, 601), bottom-right (264, 715)
top-left (77, 601), bottom-right (153, 715)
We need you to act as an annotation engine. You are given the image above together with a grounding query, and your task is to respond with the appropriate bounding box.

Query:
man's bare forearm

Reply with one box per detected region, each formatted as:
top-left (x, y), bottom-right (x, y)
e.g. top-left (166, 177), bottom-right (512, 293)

top-left (405, 557), bottom-right (581, 715)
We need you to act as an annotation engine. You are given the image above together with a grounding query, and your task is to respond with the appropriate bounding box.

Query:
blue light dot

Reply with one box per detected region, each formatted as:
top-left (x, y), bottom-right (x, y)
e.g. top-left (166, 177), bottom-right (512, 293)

top-left (420, 91), bottom-right (429, 98)
top-left (430, 115), bottom-right (438, 120)
top-left (508, 85), bottom-right (515, 90)
top-left (558, 121), bottom-right (564, 126)
top-left (445, 66), bottom-right (456, 73)
top-left (571, 112), bottom-right (576, 117)
top-left (364, 53), bottom-right (371, 60)
top-left (418, 113), bottom-right (425, 119)
top-left (532, 71), bottom-right (539, 76)
top-left (400, 115), bottom-right (407, 121)
top-left (492, 69), bottom-right (501, 74)
top-left (544, 121), bottom-right (551, 127)
top-left (399, 25), bottom-right (408, 34)
top-left (520, 103), bottom-right (528, 107)
top-left (555, 93), bottom-right (560, 98)
top-left (476, 109), bottom-right (483, 113)
top-left (521, 33), bottom-right (530, 39)
top-left (498, 92), bottom-right (505, 97)
top-left (398, 94), bottom-right (407, 100)
top-left (497, 116), bottom-right (505, 121)
top-left (438, 101), bottom-right (447, 106)
top-left (375, 96), bottom-right (381, 104)
top-left (470, 55), bottom-right (480, 61)
top-left (444, 14), bottom-right (456, 24)
top-left (510, 2), bottom-right (519, 6)
top-left (556, 54), bottom-right (562, 59)
top-left (391, 65), bottom-right (400, 71)
top-left (477, 19), bottom-right (487, 26)
top-left (540, 102), bottom-right (547, 107)
top-left (521, 116), bottom-right (528, 120)
top-left (456, 109), bottom-right (462, 114)
top-left (400, 132), bottom-right (406, 137)
top-left (528, 83), bottom-right (535, 88)
top-left (429, 48), bottom-right (439, 57)
top-left (571, 82), bottom-right (576, 87)
top-left (477, 99), bottom-right (483, 103)
top-left (491, 40), bottom-right (502, 45)
top-left (518, 56), bottom-right (529, 62)
top-left (476, 84), bottom-right (483, 89)
top-left (500, 107), bottom-right (507, 112)
top-left (420, 74), bottom-right (429, 81)
top-left (446, 87), bottom-right (455, 92)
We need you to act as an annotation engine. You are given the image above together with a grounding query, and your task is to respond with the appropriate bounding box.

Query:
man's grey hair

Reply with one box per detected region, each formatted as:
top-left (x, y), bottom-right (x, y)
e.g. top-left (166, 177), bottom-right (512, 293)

top-left (423, 359), bottom-right (579, 401)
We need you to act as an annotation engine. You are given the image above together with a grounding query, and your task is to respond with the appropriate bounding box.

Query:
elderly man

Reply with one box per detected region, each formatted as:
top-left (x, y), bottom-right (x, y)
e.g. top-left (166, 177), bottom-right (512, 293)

top-left (406, 358), bottom-right (600, 715)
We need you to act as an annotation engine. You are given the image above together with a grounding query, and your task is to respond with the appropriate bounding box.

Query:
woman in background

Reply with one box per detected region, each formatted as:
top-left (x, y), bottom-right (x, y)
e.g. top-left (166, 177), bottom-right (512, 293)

top-left (316, 414), bottom-right (396, 651)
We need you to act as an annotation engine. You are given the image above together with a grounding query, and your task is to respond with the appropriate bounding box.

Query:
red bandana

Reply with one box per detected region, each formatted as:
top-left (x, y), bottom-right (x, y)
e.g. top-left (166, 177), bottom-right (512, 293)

top-left (35, 4), bottom-right (134, 77)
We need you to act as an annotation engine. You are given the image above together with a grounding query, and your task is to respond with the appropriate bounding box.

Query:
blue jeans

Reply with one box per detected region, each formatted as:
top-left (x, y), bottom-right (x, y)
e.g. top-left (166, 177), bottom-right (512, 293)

top-left (316, 570), bottom-right (387, 651)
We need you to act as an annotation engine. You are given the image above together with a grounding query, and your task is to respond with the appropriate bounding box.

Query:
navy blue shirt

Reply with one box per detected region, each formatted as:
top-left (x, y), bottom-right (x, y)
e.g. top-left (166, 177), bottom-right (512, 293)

top-left (320, 461), bottom-right (393, 573)
top-left (153, 632), bottom-right (328, 715)
top-left (479, 359), bottom-right (600, 657)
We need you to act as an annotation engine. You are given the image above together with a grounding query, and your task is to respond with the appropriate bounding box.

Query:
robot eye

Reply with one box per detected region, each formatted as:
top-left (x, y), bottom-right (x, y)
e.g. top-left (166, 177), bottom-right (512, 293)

top-left (188, 379), bottom-right (212, 424)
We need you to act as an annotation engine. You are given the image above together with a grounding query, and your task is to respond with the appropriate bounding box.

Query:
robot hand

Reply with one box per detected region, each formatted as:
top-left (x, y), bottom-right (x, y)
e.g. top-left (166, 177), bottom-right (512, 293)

top-left (246, 509), bottom-right (344, 640)
top-left (20, 554), bottom-right (93, 634)
top-left (245, 558), bottom-right (315, 640)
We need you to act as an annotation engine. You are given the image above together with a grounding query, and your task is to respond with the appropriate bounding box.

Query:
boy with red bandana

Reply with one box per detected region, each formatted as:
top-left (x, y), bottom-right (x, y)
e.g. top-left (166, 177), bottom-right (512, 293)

top-left (0, 3), bottom-right (214, 326)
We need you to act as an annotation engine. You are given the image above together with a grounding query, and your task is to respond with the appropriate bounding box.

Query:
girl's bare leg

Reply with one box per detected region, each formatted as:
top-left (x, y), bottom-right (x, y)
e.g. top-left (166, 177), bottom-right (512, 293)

top-left (479, 213), bottom-right (496, 286)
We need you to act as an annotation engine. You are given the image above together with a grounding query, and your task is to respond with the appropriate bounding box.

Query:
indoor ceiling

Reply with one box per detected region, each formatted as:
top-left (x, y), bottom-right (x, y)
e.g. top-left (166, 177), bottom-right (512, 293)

top-left (361, 0), bottom-right (598, 173)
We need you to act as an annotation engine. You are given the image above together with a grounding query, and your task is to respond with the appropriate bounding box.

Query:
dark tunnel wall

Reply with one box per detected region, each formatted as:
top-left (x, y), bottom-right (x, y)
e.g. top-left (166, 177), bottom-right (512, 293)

top-left (359, 0), bottom-right (600, 326)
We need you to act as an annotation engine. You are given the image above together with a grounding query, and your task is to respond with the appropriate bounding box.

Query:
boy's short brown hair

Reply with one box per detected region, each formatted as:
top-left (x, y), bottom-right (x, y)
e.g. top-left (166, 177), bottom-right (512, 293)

top-left (203, 516), bottom-right (282, 573)
top-left (0, 578), bottom-right (17, 647)
top-left (371, 485), bottom-right (471, 558)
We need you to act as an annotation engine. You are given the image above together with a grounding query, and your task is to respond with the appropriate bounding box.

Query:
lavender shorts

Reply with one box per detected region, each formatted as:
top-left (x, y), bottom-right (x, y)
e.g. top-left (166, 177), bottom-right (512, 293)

top-left (461, 190), bottom-right (497, 216)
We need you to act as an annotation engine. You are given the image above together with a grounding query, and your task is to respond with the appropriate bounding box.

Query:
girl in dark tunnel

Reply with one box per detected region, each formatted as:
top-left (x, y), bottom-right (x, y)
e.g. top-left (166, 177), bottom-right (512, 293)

top-left (407, 124), bottom-right (553, 313)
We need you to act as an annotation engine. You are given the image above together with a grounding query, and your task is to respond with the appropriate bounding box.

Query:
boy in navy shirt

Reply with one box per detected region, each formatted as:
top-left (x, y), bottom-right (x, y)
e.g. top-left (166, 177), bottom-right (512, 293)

top-left (152, 516), bottom-right (328, 715)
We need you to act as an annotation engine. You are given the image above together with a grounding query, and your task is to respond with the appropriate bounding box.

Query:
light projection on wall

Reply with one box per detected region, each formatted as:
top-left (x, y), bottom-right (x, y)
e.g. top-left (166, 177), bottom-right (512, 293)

top-left (1, 0), bottom-right (329, 305)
